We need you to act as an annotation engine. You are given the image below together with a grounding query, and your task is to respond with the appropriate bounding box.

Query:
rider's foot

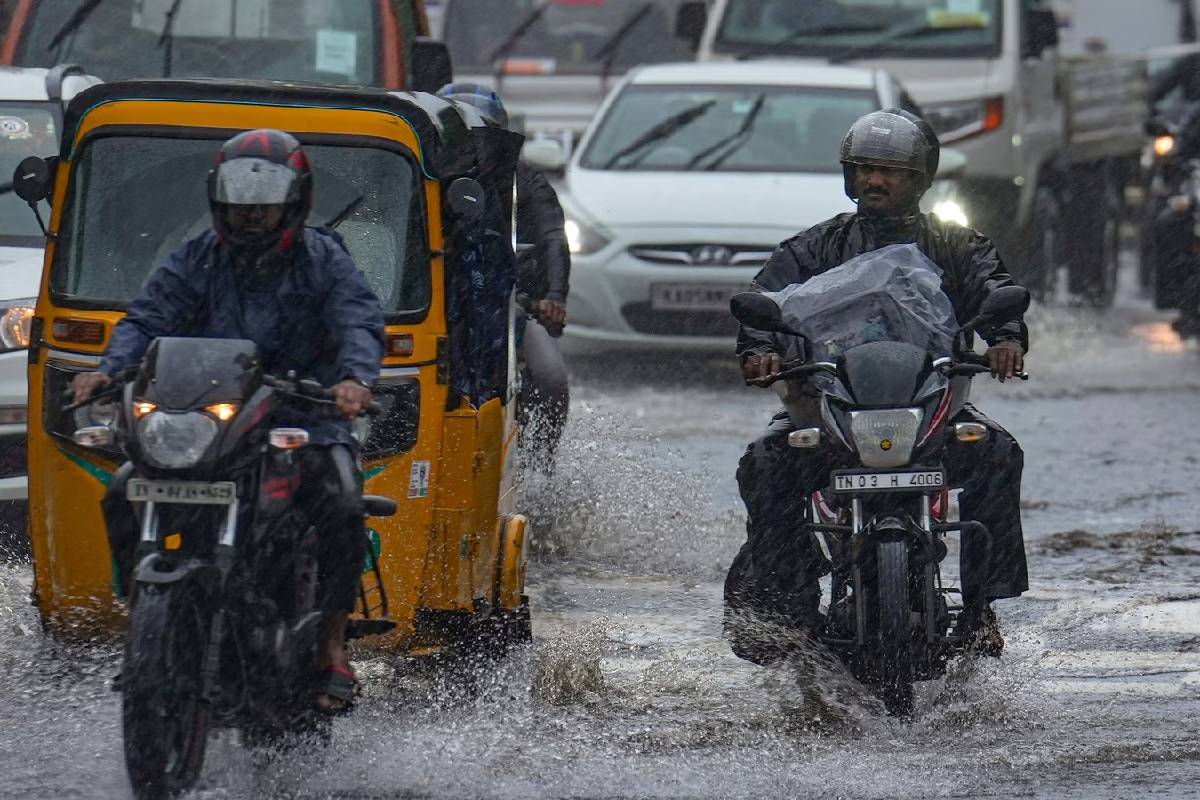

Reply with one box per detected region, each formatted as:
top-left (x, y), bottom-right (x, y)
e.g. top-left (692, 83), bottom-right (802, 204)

top-left (316, 610), bottom-right (355, 712)
top-left (956, 604), bottom-right (1004, 658)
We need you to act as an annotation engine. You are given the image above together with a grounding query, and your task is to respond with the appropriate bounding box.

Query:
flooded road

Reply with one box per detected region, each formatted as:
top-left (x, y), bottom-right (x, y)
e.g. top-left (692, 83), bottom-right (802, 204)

top-left (3, 279), bottom-right (1200, 798)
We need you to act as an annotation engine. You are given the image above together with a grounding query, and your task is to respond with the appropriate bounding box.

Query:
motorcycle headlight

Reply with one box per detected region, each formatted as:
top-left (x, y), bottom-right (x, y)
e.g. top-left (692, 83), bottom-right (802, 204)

top-left (1155, 134), bottom-right (1176, 158)
top-left (138, 411), bottom-right (218, 469)
top-left (849, 408), bottom-right (924, 468)
top-left (0, 299), bottom-right (35, 351)
top-left (564, 218), bottom-right (611, 255)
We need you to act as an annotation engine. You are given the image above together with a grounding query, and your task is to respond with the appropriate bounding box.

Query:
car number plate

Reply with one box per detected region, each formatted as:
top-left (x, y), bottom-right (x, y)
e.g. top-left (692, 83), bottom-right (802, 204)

top-left (127, 479), bottom-right (236, 505)
top-left (831, 469), bottom-right (945, 494)
top-left (651, 283), bottom-right (748, 311)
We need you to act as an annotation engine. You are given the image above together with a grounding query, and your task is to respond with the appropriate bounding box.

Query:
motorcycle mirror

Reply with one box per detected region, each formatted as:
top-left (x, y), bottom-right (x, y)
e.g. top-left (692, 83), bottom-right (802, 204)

top-left (966, 285), bottom-right (1030, 330)
top-left (730, 292), bottom-right (798, 335)
top-left (446, 177), bottom-right (486, 223)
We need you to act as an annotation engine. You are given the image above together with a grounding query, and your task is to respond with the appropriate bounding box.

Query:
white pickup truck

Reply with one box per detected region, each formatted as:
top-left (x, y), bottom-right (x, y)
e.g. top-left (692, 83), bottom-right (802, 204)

top-left (682, 0), bottom-right (1149, 306)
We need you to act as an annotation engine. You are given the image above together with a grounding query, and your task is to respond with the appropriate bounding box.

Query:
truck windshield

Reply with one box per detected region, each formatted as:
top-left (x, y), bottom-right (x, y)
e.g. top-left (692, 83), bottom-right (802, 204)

top-left (17, 0), bottom-right (379, 85)
top-left (714, 0), bottom-right (1001, 60)
top-left (52, 135), bottom-right (429, 317)
top-left (444, 0), bottom-right (693, 75)
top-left (0, 103), bottom-right (59, 246)
top-left (581, 84), bottom-right (878, 172)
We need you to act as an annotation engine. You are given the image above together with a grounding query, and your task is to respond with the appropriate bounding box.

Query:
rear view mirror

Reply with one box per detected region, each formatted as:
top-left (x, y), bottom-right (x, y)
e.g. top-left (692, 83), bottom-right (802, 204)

top-left (522, 139), bottom-right (566, 173)
top-left (730, 292), bottom-right (798, 335)
top-left (967, 285), bottom-right (1031, 331)
top-left (937, 147), bottom-right (967, 179)
top-left (675, 1), bottom-right (707, 51)
top-left (446, 177), bottom-right (486, 223)
top-left (411, 37), bottom-right (453, 94)
top-left (12, 156), bottom-right (52, 203)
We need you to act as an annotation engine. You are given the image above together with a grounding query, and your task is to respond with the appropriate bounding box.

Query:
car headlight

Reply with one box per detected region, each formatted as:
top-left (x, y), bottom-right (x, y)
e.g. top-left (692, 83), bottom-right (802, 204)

top-left (849, 408), bottom-right (924, 468)
top-left (138, 411), bottom-right (218, 469)
top-left (0, 299), bottom-right (35, 351)
top-left (923, 97), bottom-right (1004, 143)
top-left (564, 218), bottom-right (610, 255)
top-left (932, 200), bottom-right (969, 227)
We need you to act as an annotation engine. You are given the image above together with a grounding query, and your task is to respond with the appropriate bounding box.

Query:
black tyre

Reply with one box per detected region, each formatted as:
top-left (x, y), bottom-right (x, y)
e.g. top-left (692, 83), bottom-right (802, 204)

top-left (874, 541), bottom-right (914, 717)
top-left (122, 583), bottom-right (211, 800)
top-left (1025, 188), bottom-right (1064, 302)
top-left (1069, 199), bottom-right (1121, 308)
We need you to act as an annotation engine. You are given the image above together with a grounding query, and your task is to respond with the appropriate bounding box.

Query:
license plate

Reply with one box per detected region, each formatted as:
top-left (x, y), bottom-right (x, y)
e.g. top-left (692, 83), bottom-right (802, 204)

top-left (831, 469), bottom-right (945, 494)
top-left (127, 479), bottom-right (236, 505)
top-left (651, 283), bottom-right (748, 311)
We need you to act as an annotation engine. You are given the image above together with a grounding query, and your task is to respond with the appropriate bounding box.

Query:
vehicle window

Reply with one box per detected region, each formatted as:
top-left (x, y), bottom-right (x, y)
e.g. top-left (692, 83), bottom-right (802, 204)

top-left (580, 84), bottom-right (878, 173)
top-left (444, 0), bottom-right (693, 75)
top-left (0, 103), bottom-right (58, 245)
top-left (19, 0), bottom-right (378, 86)
top-left (714, 0), bottom-right (1002, 60)
top-left (52, 135), bottom-right (429, 316)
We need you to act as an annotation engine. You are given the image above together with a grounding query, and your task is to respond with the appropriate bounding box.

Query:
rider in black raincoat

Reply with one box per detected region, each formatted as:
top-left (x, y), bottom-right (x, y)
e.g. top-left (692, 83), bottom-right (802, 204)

top-left (726, 109), bottom-right (1029, 662)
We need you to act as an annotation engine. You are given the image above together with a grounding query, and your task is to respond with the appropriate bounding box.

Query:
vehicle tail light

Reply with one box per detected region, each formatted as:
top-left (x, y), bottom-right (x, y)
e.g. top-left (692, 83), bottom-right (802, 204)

top-left (269, 428), bottom-right (309, 450)
top-left (52, 317), bottom-right (104, 344)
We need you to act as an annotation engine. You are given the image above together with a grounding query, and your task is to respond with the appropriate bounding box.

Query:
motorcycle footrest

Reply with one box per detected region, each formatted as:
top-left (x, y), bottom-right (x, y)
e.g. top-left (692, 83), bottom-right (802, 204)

top-left (346, 618), bottom-right (397, 640)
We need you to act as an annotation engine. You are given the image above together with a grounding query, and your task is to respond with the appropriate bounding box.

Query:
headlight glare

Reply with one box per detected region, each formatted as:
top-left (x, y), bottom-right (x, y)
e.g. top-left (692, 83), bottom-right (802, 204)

top-left (1155, 135), bottom-right (1175, 157)
top-left (932, 200), bottom-right (969, 227)
top-left (0, 300), bottom-right (35, 350)
top-left (564, 218), bottom-right (610, 255)
top-left (138, 411), bottom-right (217, 469)
top-left (849, 408), bottom-right (924, 468)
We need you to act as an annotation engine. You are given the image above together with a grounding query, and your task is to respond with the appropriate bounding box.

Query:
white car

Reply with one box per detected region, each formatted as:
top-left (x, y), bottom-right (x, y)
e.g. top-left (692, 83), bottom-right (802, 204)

top-left (0, 66), bottom-right (101, 512)
top-left (557, 60), bottom-right (966, 350)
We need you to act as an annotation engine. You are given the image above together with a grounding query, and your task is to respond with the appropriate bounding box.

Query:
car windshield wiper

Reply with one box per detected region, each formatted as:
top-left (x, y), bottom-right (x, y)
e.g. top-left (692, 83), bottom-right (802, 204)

top-left (601, 99), bottom-right (717, 170)
top-left (156, 0), bottom-right (185, 78)
top-left (325, 195), bottom-right (364, 230)
top-left (592, 2), bottom-right (654, 83)
top-left (487, 3), bottom-right (550, 66)
top-left (735, 23), bottom-right (888, 61)
top-left (685, 93), bottom-right (767, 170)
top-left (829, 21), bottom-right (985, 64)
top-left (47, 0), bottom-right (109, 54)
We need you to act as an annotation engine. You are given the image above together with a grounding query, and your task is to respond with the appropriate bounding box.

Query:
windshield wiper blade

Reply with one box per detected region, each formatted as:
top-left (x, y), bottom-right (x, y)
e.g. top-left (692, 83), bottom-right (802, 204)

top-left (686, 93), bottom-right (768, 171)
top-left (736, 23), bottom-right (887, 61)
top-left (47, 0), bottom-right (109, 53)
top-left (488, 3), bottom-right (550, 66)
top-left (592, 2), bottom-right (653, 83)
top-left (156, 0), bottom-right (185, 78)
top-left (601, 99), bottom-right (716, 170)
top-left (325, 195), bottom-right (364, 230)
top-left (829, 21), bottom-right (984, 64)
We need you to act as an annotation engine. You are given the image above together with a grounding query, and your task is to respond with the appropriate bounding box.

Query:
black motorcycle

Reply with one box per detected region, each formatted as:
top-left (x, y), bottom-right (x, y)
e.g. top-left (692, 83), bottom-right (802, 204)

top-left (730, 286), bottom-right (1029, 716)
top-left (69, 337), bottom-right (395, 800)
top-left (1143, 115), bottom-right (1200, 332)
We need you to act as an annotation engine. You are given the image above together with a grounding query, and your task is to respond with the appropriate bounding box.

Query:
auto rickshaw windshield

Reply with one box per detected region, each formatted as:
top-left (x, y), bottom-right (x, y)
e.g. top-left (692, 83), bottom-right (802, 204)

top-left (52, 134), bottom-right (430, 318)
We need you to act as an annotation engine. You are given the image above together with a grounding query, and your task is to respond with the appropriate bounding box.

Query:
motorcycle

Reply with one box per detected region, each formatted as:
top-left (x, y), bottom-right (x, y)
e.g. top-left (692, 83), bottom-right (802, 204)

top-left (729, 284), bottom-right (1030, 716)
top-left (1143, 115), bottom-right (1200, 333)
top-left (69, 336), bottom-right (395, 800)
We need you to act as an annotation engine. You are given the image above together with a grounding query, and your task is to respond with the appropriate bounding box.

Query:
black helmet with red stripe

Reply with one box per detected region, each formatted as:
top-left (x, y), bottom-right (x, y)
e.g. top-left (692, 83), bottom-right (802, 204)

top-left (208, 129), bottom-right (313, 257)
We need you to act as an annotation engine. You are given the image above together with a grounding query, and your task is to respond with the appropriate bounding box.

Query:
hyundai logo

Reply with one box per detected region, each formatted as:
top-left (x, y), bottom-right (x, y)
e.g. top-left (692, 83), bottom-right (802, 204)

top-left (692, 245), bottom-right (734, 265)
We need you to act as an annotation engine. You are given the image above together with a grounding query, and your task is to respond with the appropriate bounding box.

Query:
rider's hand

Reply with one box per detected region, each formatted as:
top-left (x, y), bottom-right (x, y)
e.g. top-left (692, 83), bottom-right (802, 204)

top-left (986, 341), bottom-right (1025, 382)
top-left (538, 299), bottom-right (567, 331)
top-left (72, 371), bottom-right (111, 404)
top-left (741, 352), bottom-right (782, 386)
top-left (331, 379), bottom-right (372, 418)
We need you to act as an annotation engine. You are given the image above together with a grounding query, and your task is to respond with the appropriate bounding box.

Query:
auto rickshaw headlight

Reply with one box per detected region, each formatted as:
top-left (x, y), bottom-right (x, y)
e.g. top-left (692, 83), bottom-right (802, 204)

top-left (138, 411), bottom-right (218, 469)
top-left (0, 299), bottom-right (35, 350)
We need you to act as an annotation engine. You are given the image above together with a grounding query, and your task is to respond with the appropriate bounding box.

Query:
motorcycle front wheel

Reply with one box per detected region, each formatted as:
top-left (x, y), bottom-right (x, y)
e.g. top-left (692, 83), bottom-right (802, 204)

top-left (122, 583), bottom-right (211, 800)
top-left (874, 540), bottom-right (915, 717)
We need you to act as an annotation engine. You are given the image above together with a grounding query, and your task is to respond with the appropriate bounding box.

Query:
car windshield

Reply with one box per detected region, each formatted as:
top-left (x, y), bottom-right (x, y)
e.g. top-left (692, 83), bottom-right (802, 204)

top-left (580, 84), bottom-right (878, 172)
top-left (18, 0), bottom-right (378, 85)
top-left (444, 0), bottom-right (693, 75)
top-left (714, 0), bottom-right (1001, 59)
top-left (0, 102), bottom-right (59, 245)
top-left (52, 135), bottom-right (428, 317)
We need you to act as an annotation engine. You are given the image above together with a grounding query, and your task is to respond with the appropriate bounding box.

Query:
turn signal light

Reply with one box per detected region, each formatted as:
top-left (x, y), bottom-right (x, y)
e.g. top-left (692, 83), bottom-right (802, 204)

top-left (954, 422), bottom-right (989, 443)
top-left (52, 317), bottom-right (105, 344)
top-left (1155, 134), bottom-right (1176, 157)
top-left (205, 403), bottom-right (238, 422)
top-left (269, 427), bottom-right (310, 450)
top-left (133, 401), bottom-right (157, 419)
top-left (787, 428), bottom-right (821, 448)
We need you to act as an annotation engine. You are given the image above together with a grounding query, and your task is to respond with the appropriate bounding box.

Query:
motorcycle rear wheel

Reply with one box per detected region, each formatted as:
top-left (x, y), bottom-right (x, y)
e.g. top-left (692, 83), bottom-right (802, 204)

top-left (122, 583), bottom-right (211, 800)
top-left (875, 541), bottom-right (915, 717)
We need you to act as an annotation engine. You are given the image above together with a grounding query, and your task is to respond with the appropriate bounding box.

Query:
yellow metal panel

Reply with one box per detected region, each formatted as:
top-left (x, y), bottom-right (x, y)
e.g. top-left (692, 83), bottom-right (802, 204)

top-left (469, 397), bottom-right (506, 605)
top-left (497, 515), bottom-right (529, 611)
top-left (421, 409), bottom-right (477, 612)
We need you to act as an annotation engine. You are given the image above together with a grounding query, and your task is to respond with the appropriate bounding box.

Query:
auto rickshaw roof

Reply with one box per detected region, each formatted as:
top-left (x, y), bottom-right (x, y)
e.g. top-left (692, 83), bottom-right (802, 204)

top-left (60, 78), bottom-right (484, 178)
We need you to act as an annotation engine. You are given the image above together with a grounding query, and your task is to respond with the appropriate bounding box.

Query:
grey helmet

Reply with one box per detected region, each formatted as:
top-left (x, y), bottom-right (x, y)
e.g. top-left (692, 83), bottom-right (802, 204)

top-left (839, 109), bottom-right (940, 201)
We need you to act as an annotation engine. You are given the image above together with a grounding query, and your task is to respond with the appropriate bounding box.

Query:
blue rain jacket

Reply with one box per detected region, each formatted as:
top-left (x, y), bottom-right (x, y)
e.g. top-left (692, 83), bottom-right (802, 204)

top-left (100, 228), bottom-right (385, 444)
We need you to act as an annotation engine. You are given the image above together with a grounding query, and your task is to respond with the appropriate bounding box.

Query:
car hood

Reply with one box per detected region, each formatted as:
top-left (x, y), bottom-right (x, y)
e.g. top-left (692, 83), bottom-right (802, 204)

top-left (563, 169), bottom-right (852, 231)
top-left (0, 245), bottom-right (43, 301)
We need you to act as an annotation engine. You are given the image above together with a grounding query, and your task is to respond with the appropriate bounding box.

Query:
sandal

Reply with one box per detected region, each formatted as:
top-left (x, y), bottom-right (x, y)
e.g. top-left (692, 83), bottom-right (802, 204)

top-left (315, 665), bottom-right (359, 714)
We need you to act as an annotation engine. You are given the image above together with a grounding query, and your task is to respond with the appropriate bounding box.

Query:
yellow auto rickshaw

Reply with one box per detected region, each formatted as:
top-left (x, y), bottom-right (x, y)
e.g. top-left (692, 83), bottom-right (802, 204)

top-left (14, 79), bottom-right (531, 656)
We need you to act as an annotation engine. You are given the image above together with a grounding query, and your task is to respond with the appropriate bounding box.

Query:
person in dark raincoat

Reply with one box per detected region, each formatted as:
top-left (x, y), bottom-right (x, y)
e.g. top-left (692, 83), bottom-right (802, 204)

top-left (726, 109), bottom-right (1028, 662)
top-left (72, 129), bottom-right (385, 712)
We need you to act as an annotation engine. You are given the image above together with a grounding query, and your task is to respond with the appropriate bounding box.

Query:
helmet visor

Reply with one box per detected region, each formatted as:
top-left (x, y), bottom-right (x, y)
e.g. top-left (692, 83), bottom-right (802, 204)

top-left (841, 114), bottom-right (929, 174)
top-left (211, 157), bottom-right (299, 206)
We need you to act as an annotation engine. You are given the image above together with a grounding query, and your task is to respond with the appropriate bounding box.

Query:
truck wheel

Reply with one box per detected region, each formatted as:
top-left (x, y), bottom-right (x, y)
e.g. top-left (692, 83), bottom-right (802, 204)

top-left (874, 541), bottom-right (914, 717)
top-left (1026, 188), bottom-right (1064, 301)
top-left (1070, 198), bottom-right (1121, 308)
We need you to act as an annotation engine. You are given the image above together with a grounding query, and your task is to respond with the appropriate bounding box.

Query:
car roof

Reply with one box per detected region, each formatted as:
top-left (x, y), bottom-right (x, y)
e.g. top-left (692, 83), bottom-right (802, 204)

top-left (626, 60), bottom-right (882, 90)
top-left (0, 66), bottom-right (60, 101)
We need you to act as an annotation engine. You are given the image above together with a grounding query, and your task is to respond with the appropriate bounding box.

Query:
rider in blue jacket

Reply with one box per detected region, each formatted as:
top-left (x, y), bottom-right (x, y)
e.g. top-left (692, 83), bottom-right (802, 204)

top-left (73, 129), bottom-right (385, 712)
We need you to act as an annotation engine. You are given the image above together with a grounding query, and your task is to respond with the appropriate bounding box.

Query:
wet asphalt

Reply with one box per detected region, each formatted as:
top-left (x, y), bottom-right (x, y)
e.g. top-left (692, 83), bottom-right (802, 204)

top-left (2, 266), bottom-right (1199, 798)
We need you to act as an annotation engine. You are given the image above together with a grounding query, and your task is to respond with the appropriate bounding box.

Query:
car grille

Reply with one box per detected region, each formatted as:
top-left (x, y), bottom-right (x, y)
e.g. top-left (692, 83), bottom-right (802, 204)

top-left (621, 303), bottom-right (740, 337)
top-left (628, 244), bottom-right (774, 267)
top-left (0, 433), bottom-right (27, 479)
